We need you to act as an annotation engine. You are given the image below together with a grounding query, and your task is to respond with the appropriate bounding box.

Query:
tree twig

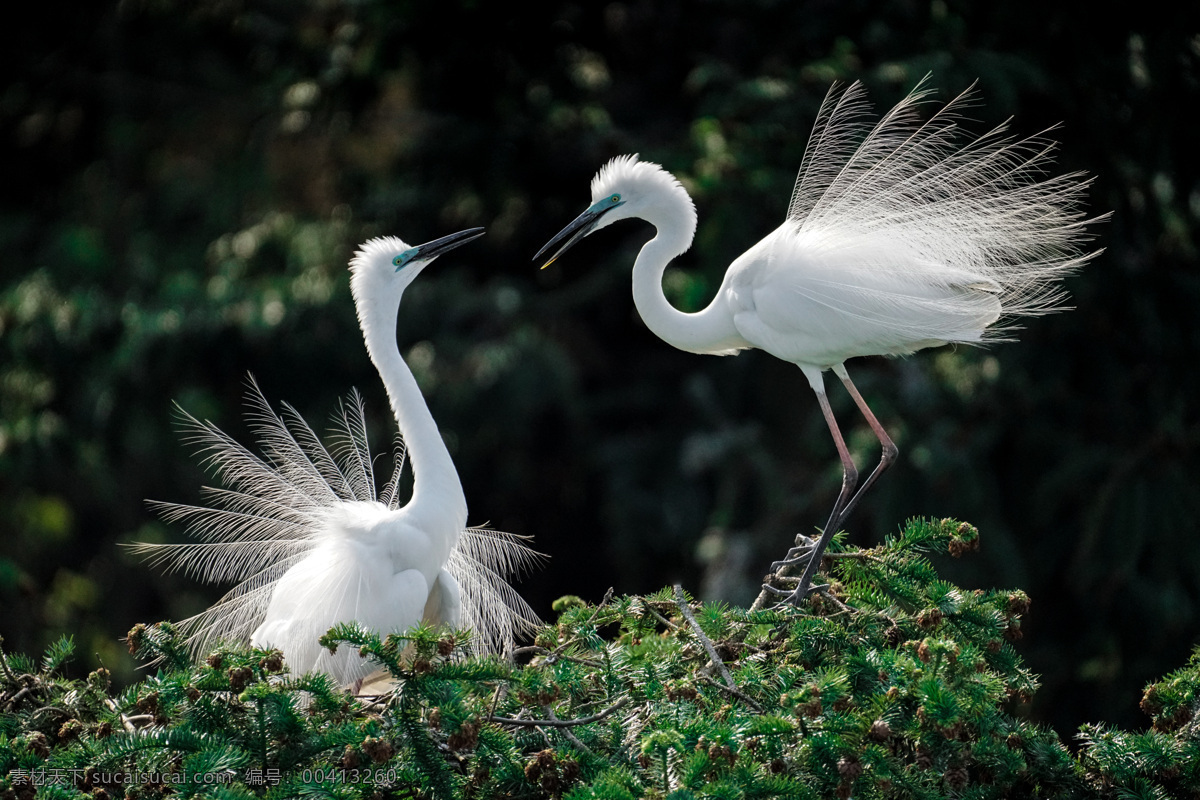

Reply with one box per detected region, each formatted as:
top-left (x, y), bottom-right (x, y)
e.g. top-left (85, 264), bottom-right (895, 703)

top-left (4, 685), bottom-right (35, 710)
top-left (509, 645), bottom-right (602, 668)
top-left (487, 683), bottom-right (505, 722)
top-left (488, 696), bottom-right (628, 728)
top-left (589, 587), bottom-right (615, 622)
top-left (815, 586), bottom-right (855, 615)
top-left (673, 584), bottom-right (736, 690)
top-left (31, 705), bottom-right (70, 721)
top-left (823, 551), bottom-right (881, 561)
top-left (0, 637), bottom-right (17, 683)
top-left (542, 704), bottom-right (595, 755)
top-left (509, 589), bottom-right (617, 667)
top-left (106, 698), bottom-right (139, 733)
top-left (644, 604), bottom-right (681, 631)
top-left (696, 674), bottom-right (764, 713)
top-left (122, 714), bottom-right (156, 727)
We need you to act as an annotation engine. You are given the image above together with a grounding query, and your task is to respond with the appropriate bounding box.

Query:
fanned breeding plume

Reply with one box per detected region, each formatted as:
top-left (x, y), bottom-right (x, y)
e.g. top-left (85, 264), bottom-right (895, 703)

top-left (534, 75), bottom-right (1107, 609)
top-left (136, 229), bottom-right (541, 687)
top-left (782, 76), bottom-right (1098, 343)
top-left (136, 380), bottom-right (541, 657)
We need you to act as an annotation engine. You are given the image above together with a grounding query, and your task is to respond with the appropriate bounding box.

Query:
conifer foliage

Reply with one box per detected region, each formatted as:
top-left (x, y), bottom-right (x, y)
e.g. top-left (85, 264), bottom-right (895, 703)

top-left (2, 519), bottom-right (1199, 798)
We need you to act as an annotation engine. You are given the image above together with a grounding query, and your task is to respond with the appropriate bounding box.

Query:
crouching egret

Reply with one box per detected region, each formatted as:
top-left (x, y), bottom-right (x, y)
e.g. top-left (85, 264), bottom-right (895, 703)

top-left (534, 77), bottom-right (1106, 608)
top-left (135, 229), bottom-right (541, 687)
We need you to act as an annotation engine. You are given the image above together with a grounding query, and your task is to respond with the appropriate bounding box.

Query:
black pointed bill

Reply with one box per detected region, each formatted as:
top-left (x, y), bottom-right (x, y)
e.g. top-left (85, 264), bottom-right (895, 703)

top-left (412, 227), bottom-right (486, 261)
top-left (533, 206), bottom-right (612, 269)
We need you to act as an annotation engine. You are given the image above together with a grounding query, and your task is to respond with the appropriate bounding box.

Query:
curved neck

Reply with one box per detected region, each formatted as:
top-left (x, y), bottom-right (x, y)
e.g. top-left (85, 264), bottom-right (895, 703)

top-left (630, 208), bottom-right (747, 355)
top-left (359, 293), bottom-right (467, 523)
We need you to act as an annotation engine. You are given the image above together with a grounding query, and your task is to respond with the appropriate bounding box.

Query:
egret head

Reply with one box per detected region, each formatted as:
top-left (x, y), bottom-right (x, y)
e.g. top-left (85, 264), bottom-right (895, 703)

top-left (535, 155), bottom-right (696, 269)
top-left (349, 229), bottom-right (484, 349)
top-left (350, 228), bottom-right (485, 298)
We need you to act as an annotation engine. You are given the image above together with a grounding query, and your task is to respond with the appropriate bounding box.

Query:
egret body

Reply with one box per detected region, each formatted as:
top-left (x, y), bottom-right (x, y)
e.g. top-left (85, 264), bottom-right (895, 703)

top-left (137, 229), bottom-right (540, 686)
top-left (535, 79), bottom-right (1104, 606)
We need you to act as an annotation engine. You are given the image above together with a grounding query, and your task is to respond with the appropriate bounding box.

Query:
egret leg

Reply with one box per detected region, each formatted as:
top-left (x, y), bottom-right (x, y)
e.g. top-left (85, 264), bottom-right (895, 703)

top-left (830, 364), bottom-right (898, 526)
top-left (766, 387), bottom-right (859, 606)
top-left (764, 367), bottom-right (899, 607)
top-left (757, 364), bottom-right (901, 609)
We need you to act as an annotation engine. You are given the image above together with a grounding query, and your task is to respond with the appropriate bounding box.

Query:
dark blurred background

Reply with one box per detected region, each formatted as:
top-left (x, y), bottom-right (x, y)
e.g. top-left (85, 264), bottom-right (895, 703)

top-left (2, 0), bottom-right (1196, 740)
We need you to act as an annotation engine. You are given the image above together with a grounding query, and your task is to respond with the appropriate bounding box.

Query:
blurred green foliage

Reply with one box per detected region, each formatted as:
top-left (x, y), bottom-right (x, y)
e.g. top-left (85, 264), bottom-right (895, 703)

top-left (1, 0), bottom-right (1197, 742)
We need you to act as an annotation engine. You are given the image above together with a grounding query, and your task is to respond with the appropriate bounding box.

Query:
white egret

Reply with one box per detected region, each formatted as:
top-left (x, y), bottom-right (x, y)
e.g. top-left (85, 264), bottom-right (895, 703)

top-left (135, 229), bottom-right (541, 687)
top-left (534, 78), bottom-right (1105, 607)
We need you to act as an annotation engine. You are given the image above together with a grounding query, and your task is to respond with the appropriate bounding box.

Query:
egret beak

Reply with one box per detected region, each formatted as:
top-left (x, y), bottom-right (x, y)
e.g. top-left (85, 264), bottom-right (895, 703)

top-left (533, 206), bottom-right (610, 269)
top-left (412, 227), bottom-right (486, 261)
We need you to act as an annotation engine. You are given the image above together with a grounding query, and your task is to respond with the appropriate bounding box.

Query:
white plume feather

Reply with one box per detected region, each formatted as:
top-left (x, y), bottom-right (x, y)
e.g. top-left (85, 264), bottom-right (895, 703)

top-left (777, 75), bottom-right (1106, 345)
top-left (135, 376), bottom-right (542, 662)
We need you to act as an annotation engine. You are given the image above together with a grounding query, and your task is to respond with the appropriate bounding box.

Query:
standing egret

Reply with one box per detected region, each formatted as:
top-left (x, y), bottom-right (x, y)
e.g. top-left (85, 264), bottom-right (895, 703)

top-left (135, 229), bottom-right (541, 687)
top-left (534, 78), bottom-right (1105, 607)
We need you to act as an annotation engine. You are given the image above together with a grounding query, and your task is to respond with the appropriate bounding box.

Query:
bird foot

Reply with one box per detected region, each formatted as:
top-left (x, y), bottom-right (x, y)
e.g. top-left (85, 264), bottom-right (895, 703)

top-left (760, 581), bottom-right (829, 606)
top-left (792, 533), bottom-right (819, 550)
top-left (770, 551), bottom-right (813, 571)
top-left (769, 535), bottom-right (820, 571)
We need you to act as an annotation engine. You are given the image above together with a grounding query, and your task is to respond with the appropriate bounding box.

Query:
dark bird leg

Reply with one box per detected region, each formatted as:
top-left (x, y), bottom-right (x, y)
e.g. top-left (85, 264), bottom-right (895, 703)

top-left (760, 385), bottom-right (858, 607)
top-left (759, 365), bottom-right (897, 609)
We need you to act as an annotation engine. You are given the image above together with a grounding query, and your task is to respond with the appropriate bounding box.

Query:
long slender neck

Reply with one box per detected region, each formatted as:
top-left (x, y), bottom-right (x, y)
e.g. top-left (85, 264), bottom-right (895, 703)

top-left (630, 200), bottom-right (748, 356)
top-left (359, 291), bottom-right (467, 525)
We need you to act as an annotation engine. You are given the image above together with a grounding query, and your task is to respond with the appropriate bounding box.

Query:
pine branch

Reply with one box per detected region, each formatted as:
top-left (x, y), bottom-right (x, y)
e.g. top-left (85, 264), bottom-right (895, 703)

top-left (4, 518), bottom-right (1196, 798)
top-left (487, 696), bottom-right (629, 728)
top-left (674, 583), bottom-right (736, 691)
top-left (695, 674), bottom-right (763, 713)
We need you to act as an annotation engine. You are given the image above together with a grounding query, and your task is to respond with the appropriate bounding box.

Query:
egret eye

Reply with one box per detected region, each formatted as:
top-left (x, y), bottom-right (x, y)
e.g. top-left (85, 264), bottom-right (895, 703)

top-left (392, 254), bottom-right (405, 268)
top-left (611, 194), bottom-right (621, 204)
